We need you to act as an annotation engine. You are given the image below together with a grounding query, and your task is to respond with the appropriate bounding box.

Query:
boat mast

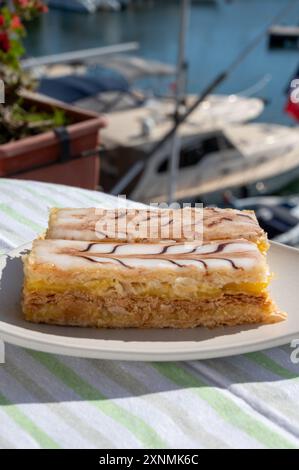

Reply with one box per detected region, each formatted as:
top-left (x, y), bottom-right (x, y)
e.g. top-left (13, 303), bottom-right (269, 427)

top-left (168, 0), bottom-right (190, 204)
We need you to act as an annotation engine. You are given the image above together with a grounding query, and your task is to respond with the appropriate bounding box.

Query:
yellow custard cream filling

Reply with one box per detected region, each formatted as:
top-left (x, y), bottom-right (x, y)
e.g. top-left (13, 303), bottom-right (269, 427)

top-left (257, 238), bottom-right (269, 255)
top-left (25, 278), bottom-right (269, 300)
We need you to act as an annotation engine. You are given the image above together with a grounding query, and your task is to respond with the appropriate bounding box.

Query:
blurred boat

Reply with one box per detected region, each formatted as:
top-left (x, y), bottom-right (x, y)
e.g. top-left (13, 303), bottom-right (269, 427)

top-left (36, 54), bottom-right (176, 111)
top-left (48, 0), bottom-right (100, 13)
top-left (227, 195), bottom-right (299, 247)
top-left (48, 0), bottom-right (132, 13)
top-left (47, 1), bottom-right (221, 15)
top-left (22, 46), bottom-right (176, 111)
top-left (100, 120), bottom-right (299, 204)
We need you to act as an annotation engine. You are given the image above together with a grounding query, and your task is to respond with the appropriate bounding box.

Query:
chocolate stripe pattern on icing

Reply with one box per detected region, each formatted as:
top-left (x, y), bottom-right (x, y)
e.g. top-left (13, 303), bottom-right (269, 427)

top-left (48, 239), bottom-right (260, 271)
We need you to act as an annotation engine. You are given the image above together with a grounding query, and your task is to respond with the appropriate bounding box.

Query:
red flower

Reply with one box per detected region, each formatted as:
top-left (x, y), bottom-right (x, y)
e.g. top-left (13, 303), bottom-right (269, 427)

top-left (0, 15), bottom-right (5, 28)
top-left (0, 32), bottom-right (10, 53)
top-left (11, 15), bottom-right (23, 30)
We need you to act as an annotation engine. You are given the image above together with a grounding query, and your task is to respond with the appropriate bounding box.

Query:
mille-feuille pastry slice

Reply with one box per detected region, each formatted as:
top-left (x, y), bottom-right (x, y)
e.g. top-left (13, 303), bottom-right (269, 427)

top-left (45, 207), bottom-right (269, 253)
top-left (22, 238), bottom-right (284, 329)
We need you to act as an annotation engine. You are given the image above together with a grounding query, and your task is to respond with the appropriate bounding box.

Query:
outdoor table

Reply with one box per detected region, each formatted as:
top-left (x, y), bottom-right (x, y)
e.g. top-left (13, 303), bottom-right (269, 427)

top-left (0, 178), bottom-right (298, 449)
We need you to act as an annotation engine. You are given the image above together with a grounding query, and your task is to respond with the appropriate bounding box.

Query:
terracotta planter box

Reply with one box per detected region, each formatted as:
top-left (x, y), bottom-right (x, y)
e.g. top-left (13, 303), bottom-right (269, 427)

top-left (0, 96), bottom-right (106, 189)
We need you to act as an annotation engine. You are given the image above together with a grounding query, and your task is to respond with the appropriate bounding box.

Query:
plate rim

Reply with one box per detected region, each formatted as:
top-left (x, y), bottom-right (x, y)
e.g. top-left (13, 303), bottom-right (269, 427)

top-left (0, 240), bottom-right (298, 361)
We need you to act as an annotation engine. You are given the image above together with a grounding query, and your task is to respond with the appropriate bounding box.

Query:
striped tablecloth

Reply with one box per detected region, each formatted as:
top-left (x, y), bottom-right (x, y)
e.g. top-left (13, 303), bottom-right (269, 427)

top-left (0, 178), bottom-right (299, 449)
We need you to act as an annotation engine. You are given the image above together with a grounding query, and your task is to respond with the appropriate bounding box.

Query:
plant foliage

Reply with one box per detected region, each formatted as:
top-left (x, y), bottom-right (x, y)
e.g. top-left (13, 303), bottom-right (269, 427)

top-left (0, 1), bottom-right (69, 144)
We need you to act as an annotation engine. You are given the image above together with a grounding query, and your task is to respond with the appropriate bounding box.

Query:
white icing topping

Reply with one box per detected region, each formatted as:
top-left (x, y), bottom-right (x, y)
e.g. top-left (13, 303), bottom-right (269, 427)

top-left (32, 239), bottom-right (263, 272)
top-left (47, 207), bottom-right (263, 243)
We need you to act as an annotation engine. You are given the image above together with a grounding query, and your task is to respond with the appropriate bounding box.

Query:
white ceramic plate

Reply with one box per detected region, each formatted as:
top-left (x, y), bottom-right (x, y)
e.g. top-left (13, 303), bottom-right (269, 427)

top-left (0, 241), bottom-right (298, 361)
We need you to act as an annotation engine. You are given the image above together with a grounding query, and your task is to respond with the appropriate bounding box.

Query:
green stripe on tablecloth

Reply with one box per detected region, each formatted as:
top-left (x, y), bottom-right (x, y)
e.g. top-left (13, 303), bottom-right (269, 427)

top-left (29, 351), bottom-right (167, 448)
top-left (7, 357), bottom-right (114, 449)
top-left (0, 392), bottom-right (59, 449)
top-left (245, 352), bottom-right (299, 380)
top-left (90, 360), bottom-right (229, 448)
top-left (153, 363), bottom-right (296, 449)
top-left (0, 204), bottom-right (43, 232)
